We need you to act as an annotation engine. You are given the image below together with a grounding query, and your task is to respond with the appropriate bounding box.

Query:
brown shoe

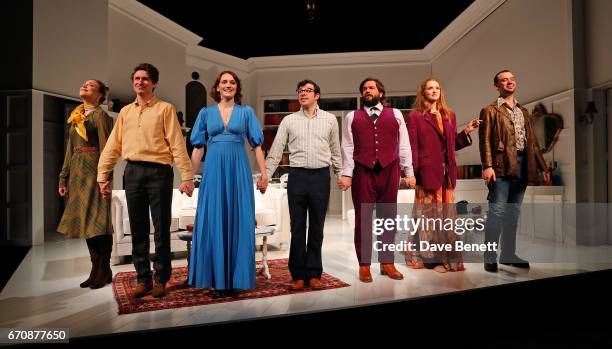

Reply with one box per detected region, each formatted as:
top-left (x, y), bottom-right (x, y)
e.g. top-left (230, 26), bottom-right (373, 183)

top-left (133, 282), bottom-right (153, 298)
top-left (289, 280), bottom-right (305, 291)
top-left (151, 282), bottom-right (166, 298)
top-left (359, 266), bottom-right (373, 283)
top-left (309, 278), bottom-right (323, 290)
top-left (381, 263), bottom-right (404, 280)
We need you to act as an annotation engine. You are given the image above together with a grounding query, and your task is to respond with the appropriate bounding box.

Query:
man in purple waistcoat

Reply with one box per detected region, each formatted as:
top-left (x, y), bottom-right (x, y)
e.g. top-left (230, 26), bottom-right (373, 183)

top-left (339, 78), bottom-right (416, 283)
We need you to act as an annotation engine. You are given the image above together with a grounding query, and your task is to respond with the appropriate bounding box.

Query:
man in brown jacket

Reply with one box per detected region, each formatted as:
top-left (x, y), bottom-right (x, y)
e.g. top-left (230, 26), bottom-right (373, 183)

top-left (479, 70), bottom-right (549, 272)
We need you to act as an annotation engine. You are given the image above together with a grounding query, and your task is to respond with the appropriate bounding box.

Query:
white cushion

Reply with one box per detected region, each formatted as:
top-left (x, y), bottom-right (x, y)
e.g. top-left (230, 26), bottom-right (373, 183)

top-left (255, 208), bottom-right (276, 227)
top-left (347, 209), bottom-right (355, 231)
top-left (398, 189), bottom-right (415, 203)
top-left (122, 217), bottom-right (178, 234)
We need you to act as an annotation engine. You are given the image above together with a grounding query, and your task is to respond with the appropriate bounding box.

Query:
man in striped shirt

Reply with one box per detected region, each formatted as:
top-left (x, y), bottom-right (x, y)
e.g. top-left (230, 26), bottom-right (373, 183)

top-left (264, 79), bottom-right (342, 291)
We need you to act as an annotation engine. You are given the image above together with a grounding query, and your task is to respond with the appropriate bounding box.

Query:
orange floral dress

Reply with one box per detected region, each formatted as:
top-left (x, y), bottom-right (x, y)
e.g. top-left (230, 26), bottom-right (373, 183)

top-left (404, 112), bottom-right (465, 272)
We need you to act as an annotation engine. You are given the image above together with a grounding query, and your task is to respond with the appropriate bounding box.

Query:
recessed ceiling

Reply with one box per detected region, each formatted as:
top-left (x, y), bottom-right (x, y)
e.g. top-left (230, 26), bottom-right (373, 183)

top-left (138, 0), bottom-right (474, 59)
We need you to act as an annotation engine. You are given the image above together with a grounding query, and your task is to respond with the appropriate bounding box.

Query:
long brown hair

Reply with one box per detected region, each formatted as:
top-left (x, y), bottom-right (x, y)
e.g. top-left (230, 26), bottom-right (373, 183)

top-left (412, 78), bottom-right (452, 119)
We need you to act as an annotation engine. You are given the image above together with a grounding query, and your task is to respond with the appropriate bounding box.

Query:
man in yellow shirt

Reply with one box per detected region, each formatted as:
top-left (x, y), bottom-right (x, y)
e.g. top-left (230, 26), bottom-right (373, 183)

top-left (98, 63), bottom-right (194, 298)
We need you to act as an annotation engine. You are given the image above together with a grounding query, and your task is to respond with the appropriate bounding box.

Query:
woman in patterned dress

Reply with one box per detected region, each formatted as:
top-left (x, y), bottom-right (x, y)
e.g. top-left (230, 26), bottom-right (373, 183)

top-left (57, 79), bottom-right (114, 289)
top-left (404, 78), bottom-right (480, 273)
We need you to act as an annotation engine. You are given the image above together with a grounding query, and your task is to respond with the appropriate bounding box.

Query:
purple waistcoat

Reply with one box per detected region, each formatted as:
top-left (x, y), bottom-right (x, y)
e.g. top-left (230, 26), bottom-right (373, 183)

top-left (351, 107), bottom-right (399, 169)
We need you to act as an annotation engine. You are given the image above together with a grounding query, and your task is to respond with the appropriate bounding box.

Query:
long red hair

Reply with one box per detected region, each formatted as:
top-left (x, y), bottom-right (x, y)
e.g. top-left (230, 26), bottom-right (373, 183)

top-left (412, 78), bottom-right (453, 120)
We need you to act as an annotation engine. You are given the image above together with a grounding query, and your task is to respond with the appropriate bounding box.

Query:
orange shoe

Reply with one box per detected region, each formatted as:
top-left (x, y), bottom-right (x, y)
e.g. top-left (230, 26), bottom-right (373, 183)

top-left (309, 278), bottom-right (323, 290)
top-left (289, 280), bottom-right (305, 291)
top-left (407, 261), bottom-right (425, 269)
top-left (359, 266), bottom-right (373, 283)
top-left (151, 282), bottom-right (166, 298)
top-left (380, 263), bottom-right (404, 280)
top-left (133, 281), bottom-right (153, 298)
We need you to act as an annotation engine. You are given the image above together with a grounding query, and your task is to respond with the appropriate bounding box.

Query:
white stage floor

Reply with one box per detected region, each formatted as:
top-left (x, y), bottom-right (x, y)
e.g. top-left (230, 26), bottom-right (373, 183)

top-left (1, 217), bottom-right (611, 339)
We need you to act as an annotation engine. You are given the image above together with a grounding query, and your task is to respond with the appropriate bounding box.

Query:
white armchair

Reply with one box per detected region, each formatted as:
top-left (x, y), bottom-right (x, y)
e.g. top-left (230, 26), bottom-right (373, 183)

top-left (254, 185), bottom-right (290, 250)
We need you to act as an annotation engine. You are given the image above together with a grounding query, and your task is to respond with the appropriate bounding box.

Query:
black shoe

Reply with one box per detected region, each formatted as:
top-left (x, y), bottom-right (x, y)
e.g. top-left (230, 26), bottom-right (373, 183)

top-left (226, 289), bottom-right (240, 298)
top-left (484, 263), bottom-right (498, 272)
top-left (500, 255), bottom-right (530, 268)
top-left (211, 290), bottom-right (226, 298)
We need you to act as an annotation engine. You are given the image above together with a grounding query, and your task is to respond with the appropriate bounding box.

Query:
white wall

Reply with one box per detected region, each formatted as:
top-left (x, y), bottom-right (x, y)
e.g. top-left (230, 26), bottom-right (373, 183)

top-left (586, 0), bottom-right (612, 88)
top-left (33, 0), bottom-right (109, 98)
top-left (432, 0), bottom-right (574, 166)
top-left (107, 7), bottom-right (190, 113)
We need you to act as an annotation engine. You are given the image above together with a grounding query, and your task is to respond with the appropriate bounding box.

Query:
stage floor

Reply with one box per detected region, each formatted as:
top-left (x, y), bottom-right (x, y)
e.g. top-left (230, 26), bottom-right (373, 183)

top-left (1, 217), bottom-right (611, 339)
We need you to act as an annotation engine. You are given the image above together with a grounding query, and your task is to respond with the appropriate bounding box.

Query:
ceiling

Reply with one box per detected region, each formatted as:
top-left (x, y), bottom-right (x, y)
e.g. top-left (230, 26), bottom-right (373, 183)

top-left (138, 0), bottom-right (474, 59)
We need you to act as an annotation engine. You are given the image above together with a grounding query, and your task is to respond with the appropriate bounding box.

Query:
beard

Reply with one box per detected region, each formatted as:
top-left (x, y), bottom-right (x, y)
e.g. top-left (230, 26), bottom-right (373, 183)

top-left (362, 94), bottom-right (381, 107)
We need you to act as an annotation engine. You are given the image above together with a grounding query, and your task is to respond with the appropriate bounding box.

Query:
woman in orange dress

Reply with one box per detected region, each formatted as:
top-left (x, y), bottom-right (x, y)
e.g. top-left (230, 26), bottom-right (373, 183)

top-left (405, 78), bottom-right (479, 272)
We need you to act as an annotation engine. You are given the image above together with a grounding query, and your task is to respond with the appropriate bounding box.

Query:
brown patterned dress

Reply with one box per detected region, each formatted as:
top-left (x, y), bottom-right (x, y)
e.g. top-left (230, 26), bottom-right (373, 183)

top-left (57, 107), bottom-right (113, 239)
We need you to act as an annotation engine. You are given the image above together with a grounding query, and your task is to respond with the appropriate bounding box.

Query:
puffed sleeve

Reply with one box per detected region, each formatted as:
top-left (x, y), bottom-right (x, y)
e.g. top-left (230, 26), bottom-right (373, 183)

top-left (244, 105), bottom-right (263, 148)
top-left (190, 107), bottom-right (208, 148)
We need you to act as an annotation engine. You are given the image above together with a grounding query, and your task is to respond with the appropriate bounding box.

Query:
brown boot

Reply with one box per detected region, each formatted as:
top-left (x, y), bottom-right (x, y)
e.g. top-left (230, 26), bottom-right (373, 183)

top-left (380, 263), bottom-right (404, 280)
top-left (289, 280), bottom-right (305, 291)
top-left (90, 235), bottom-right (113, 289)
top-left (151, 282), bottom-right (166, 298)
top-left (80, 238), bottom-right (98, 288)
top-left (309, 278), bottom-right (323, 290)
top-left (359, 266), bottom-right (373, 283)
top-left (133, 281), bottom-right (153, 298)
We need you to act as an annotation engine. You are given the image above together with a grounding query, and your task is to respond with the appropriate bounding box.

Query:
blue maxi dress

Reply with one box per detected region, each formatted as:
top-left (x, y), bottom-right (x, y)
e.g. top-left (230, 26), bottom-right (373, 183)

top-left (188, 104), bottom-right (263, 290)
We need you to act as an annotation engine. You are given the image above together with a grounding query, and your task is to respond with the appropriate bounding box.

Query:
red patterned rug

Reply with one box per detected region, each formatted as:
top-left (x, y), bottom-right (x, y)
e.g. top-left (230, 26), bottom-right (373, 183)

top-left (113, 258), bottom-right (350, 314)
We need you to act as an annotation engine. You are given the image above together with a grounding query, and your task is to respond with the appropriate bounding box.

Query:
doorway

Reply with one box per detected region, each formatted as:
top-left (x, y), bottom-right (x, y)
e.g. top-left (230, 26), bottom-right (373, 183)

top-left (43, 95), bottom-right (79, 242)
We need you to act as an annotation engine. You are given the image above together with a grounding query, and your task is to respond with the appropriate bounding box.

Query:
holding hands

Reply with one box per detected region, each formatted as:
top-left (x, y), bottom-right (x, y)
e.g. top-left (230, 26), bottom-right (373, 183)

top-left (256, 176), bottom-right (268, 194)
top-left (179, 180), bottom-right (195, 197)
top-left (404, 176), bottom-right (416, 189)
top-left (98, 181), bottom-right (112, 200)
top-left (337, 176), bottom-right (352, 191)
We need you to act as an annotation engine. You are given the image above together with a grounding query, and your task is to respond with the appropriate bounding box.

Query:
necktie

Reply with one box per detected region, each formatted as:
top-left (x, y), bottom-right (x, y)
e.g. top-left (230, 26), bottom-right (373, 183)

top-left (370, 107), bottom-right (379, 122)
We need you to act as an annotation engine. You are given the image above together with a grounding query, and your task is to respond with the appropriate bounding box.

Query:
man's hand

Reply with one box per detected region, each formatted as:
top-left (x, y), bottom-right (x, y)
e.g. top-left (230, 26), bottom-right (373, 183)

top-left (179, 180), bottom-right (195, 197)
top-left (338, 176), bottom-right (352, 191)
top-left (256, 177), bottom-right (268, 194)
top-left (98, 181), bottom-right (111, 200)
top-left (404, 176), bottom-right (416, 188)
top-left (542, 171), bottom-right (551, 184)
top-left (482, 167), bottom-right (496, 185)
top-left (58, 186), bottom-right (68, 197)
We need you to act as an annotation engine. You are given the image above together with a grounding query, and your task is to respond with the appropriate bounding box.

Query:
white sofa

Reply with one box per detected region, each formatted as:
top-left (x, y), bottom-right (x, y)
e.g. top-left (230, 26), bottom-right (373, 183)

top-left (110, 186), bottom-right (289, 264)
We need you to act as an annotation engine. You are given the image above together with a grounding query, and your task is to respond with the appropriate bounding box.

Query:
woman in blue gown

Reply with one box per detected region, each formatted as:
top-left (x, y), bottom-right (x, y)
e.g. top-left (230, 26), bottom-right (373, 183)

top-left (189, 71), bottom-right (268, 297)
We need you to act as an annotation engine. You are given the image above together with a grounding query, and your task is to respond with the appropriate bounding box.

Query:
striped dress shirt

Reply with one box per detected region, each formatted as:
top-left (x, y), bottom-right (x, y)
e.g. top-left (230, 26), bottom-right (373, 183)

top-left (265, 106), bottom-right (342, 178)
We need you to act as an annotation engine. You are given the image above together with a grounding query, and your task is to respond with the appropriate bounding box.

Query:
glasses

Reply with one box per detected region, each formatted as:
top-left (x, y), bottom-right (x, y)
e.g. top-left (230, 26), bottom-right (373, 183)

top-left (297, 88), bottom-right (315, 94)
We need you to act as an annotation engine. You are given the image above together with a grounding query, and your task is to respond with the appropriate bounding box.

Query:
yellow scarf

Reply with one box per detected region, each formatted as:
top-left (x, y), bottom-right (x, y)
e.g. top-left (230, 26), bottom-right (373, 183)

top-left (67, 103), bottom-right (96, 141)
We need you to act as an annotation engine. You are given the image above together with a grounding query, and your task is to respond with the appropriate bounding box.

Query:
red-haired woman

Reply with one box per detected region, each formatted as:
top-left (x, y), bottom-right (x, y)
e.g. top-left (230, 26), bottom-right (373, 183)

top-left (405, 78), bottom-right (479, 272)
